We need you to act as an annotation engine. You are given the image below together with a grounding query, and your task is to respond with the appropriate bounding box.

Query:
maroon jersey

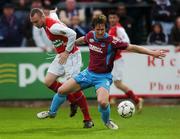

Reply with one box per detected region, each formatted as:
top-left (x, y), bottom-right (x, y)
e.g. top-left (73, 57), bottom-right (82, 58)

top-left (84, 31), bottom-right (128, 73)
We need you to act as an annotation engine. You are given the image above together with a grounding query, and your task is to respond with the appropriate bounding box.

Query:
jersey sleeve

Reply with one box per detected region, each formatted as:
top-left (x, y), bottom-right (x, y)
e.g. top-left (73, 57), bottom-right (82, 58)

top-left (49, 12), bottom-right (59, 21)
top-left (111, 36), bottom-right (128, 50)
top-left (84, 31), bottom-right (93, 43)
top-left (49, 23), bottom-right (77, 52)
top-left (116, 27), bottom-right (130, 43)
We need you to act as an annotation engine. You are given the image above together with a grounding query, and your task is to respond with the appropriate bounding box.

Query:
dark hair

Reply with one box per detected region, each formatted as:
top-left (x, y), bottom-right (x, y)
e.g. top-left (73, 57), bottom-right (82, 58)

top-left (30, 8), bottom-right (44, 17)
top-left (108, 10), bottom-right (118, 16)
top-left (152, 23), bottom-right (163, 33)
top-left (92, 14), bottom-right (107, 28)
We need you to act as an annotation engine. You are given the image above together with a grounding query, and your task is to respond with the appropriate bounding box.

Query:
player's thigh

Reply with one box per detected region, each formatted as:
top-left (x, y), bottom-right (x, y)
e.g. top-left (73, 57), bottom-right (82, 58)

top-left (112, 58), bottom-right (124, 81)
top-left (96, 87), bottom-right (109, 106)
top-left (58, 78), bottom-right (81, 94)
top-left (64, 50), bottom-right (82, 79)
top-left (47, 55), bottom-right (65, 75)
top-left (44, 72), bottom-right (59, 86)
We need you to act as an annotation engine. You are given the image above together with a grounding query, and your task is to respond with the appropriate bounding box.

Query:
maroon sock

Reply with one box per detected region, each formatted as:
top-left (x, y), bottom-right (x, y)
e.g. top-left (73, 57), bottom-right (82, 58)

top-left (48, 81), bottom-right (62, 93)
top-left (126, 90), bottom-right (139, 104)
top-left (67, 91), bottom-right (91, 121)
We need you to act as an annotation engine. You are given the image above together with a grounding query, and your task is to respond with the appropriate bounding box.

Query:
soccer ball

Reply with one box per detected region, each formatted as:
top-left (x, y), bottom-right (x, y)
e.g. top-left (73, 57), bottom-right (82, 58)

top-left (117, 100), bottom-right (135, 118)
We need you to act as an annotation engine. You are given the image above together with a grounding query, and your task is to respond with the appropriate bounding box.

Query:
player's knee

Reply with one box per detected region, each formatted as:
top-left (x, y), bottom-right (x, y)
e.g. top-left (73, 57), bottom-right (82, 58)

top-left (114, 80), bottom-right (122, 88)
top-left (44, 79), bottom-right (51, 87)
top-left (44, 78), bottom-right (53, 87)
top-left (57, 86), bottom-right (68, 95)
top-left (98, 99), bottom-right (109, 108)
top-left (57, 87), bottom-right (63, 94)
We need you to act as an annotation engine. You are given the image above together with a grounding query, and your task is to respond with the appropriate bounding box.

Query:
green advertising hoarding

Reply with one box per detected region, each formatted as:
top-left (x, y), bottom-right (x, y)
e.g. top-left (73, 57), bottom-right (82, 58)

top-left (0, 48), bottom-right (96, 100)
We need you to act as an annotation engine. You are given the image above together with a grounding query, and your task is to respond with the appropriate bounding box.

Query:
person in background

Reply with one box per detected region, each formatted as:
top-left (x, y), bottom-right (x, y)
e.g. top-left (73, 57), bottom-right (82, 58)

top-left (151, 0), bottom-right (176, 37)
top-left (147, 23), bottom-right (167, 45)
top-left (108, 11), bottom-right (143, 112)
top-left (170, 16), bottom-right (180, 52)
top-left (69, 15), bottom-right (88, 38)
top-left (117, 4), bottom-right (135, 43)
top-left (92, 9), bottom-right (103, 19)
top-left (23, 0), bottom-right (43, 47)
top-left (58, 0), bottom-right (85, 26)
top-left (0, 3), bottom-right (23, 47)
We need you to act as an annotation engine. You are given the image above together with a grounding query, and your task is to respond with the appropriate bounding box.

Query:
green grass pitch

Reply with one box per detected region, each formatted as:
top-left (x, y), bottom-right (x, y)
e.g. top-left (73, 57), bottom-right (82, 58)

top-left (0, 105), bottom-right (180, 139)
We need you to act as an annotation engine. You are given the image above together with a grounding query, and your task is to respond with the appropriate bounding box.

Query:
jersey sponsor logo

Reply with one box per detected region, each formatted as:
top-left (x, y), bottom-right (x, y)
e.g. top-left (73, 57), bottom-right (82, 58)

top-left (112, 37), bottom-right (120, 44)
top-left (52, 40), bottom-right (64, 47)
top-left (89, 38), bottom-right (94, 43)
top-left (89, 44), bottom-right (103, 53)
top-left (59, 31), bottom-right (66, 35)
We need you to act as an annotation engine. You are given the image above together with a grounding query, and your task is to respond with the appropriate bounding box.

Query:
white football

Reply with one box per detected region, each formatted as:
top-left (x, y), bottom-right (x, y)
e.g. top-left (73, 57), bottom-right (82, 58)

top-left (117, 100), bottom-right (135, 118)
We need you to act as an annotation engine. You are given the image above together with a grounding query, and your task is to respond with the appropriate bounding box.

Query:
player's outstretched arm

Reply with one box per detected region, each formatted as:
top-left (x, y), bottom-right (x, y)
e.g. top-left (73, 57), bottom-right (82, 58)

top-left (75, 36), bottom-right (86, 45)
top-left (126, 44), bottom-right (167, 59)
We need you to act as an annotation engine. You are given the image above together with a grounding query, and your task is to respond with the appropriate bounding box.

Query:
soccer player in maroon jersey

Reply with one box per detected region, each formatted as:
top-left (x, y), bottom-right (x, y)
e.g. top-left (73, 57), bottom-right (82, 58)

top-left (108, 11), bottom-right (143, 112)
top-left (30, 8), bottom-right (93, 128)
top-left (48, 14), bottom-right (166, 130)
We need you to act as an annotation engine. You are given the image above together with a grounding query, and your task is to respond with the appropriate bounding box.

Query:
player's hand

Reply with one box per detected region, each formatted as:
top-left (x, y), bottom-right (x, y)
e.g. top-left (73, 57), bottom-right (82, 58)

top-left (58, 51), bottom-right (69, 64)
top-left (175, 46), bottom-right (180, 53)
top-left (152, 49), bottom-right (167, 59)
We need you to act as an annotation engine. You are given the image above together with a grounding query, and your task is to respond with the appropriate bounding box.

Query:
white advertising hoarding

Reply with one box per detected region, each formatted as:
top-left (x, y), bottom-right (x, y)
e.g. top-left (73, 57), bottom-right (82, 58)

top-left (110, 46), bottom-right (180, 98)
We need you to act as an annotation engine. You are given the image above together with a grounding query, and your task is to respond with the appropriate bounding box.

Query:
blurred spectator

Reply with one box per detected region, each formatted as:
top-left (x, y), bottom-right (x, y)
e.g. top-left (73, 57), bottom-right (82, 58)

top-left (92, 9), bottom-right (103, 19)
top-left (43, 5), bottom-right (54, 16)
top-left (108, 10), bottom-right (130, 43)
top-left (22, 0), bottom-right (43, 47)
top-left (117, 4), bottom-right (135, 43)
top-left (58, 0), bottom-right (85, 26)
top-left (14, 0), bottom-right (29, 24)
top-left (170, 16), bottom-right (180, 52)
top-left (0, 3), bottom-right (23, 47)
top-left (151, 0), bottom-right (176, 36)
top-left (69, 15), bottom-right (89, 38)
top-left (43, 0), bottom-right (52, 6)
top-left (147, 23), bottom-right (167, 45)
top-left (86, 9), bottom-right (103, 30)
top-left (0, 0), bottom-right (11, 16)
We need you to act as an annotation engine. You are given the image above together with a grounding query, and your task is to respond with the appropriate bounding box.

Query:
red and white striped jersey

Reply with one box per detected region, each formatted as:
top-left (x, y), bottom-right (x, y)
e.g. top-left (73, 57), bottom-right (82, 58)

top-left (45, 13), bottom-right (78, 54)
top-left (108, 23), bottom-right (130, 60)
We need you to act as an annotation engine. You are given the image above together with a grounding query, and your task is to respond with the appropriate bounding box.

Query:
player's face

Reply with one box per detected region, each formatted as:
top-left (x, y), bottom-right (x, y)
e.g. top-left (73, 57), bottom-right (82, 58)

top-left (94, 24), bottom-right (106, 39)
top-left (108, 15), bottom-right (119, 26)
top-left (30, 13), bottom-right (44, 28)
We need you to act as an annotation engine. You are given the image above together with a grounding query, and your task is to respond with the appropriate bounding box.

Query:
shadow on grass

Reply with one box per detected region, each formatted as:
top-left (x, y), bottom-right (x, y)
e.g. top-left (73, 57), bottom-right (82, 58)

top-left (0, 127), bottom-right (108, 136)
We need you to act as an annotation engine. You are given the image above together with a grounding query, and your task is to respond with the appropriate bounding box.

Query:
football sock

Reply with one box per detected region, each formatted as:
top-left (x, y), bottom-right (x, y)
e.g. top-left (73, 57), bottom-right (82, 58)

top-left (98, 104), bottom-right (110, 124)
top-left (126, 90), bottom-right (140, 104)
top-left (48, 81), bottom-right (62, 93)
top-left (67, 91), bottom-right (91, 121)
top-left (49, 93), bottom-right (66, 116)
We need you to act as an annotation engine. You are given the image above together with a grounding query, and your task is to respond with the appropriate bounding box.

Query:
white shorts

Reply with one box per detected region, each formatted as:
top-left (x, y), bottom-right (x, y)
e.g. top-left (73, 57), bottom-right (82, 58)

top-left (47, 50), bottom-right (82, 82)
top-left (111, 58), bottom-right (124, 81)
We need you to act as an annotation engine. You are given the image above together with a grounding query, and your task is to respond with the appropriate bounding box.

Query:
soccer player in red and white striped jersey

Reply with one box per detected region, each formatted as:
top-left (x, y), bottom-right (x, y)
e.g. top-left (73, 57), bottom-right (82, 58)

top-left (30, 8), bottom-right (93, 128)
top-left (108, 11), bottom-right (143, 112)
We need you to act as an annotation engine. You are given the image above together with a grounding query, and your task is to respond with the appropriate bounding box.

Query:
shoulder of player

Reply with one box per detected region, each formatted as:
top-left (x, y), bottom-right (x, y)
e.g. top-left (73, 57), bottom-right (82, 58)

top-left (85, 31), bottom-right (94, 40)
top-left (45, 17), bottom-right (59, 27)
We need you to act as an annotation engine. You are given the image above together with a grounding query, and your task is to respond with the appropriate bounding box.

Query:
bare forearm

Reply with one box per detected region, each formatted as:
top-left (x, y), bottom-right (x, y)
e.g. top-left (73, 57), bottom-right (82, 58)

top-left (127, 44), bottom-right (155, 56)
top-left (75, 36), bottom-right (86, 45)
